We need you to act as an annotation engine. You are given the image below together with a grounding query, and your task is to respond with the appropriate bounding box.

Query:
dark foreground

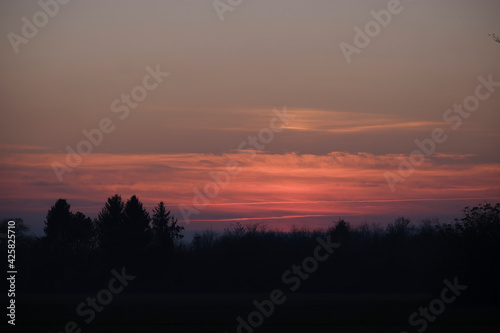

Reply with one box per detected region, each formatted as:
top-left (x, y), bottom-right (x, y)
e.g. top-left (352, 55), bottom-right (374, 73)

top-left (17, 293), bottom-right (500, 333)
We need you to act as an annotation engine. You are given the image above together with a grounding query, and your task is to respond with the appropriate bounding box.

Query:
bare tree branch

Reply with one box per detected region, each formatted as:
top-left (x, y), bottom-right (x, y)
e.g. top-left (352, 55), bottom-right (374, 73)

top-left (489, 33), bottom-right (500, 43)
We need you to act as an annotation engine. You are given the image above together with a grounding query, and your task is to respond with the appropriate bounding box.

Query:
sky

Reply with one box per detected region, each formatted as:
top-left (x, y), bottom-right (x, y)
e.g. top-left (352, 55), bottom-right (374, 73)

top-left (1, 0), bottom-right (499, 235)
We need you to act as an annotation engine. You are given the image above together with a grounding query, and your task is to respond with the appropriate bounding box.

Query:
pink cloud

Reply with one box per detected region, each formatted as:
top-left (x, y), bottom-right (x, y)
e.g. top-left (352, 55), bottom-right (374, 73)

top-left (1, 151), bottom-right (499, 230)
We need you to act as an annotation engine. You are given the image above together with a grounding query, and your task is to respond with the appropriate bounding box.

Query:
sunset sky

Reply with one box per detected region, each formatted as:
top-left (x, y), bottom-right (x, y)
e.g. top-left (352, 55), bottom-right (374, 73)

top-left (1, 0), bottom-right (499, 234)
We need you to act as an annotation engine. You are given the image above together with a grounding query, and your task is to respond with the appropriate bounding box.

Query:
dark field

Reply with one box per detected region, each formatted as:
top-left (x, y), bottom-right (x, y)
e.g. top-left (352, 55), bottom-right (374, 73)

top-left (19, 293), bottom-right (500, 333)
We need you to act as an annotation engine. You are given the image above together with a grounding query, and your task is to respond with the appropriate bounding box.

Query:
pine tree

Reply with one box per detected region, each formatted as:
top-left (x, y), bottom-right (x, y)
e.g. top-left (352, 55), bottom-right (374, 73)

top-left (152, 201), bottom-right (184, 250)
top-left (44, 198), bottom-right (72, 249)
top-left (96, 194), bottom-right (125, 255)
top-left (123, 195), bottom-right (151, 250)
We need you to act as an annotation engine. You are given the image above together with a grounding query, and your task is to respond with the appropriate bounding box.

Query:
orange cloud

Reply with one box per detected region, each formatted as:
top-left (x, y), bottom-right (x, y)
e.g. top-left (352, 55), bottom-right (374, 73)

top-left (1, 150), bottom-right (499, 231)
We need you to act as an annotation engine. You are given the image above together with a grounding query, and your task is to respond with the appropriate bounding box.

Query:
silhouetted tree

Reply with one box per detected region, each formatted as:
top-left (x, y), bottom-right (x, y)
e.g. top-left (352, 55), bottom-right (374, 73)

top-left (456, 202), bottom-right (500, 236)
top-left (44, 199), bottom-right (72, 250)
top-left (420, 217), bottom-right (439, 234)
top-left (386, 216), bottom-right (414, 238)
top-left (437, 203), bottom-right (500, 302)
top-left (96, 194), bottom-right (125, 259)
top-left (44, 199), bottom-right (94, 253)
top-left (223, 222), bottom-right (246, 241)
top-left (437, 203), bottom-right (500, 242)
top-left (152, 201), bottom-right (184, 251)
top-left (42, 199), bottom-right (95, 290)
top-left (192, 230), bottom-right (218, 252)
top-left (96, 194), bottom-right (152, 267)
top-left (329, 218), bottom-right (351, 243)
top-left (0, 218), bottom-right (29, 239)
top-left (71, 212), bottom-right (96, 253)
top-left (123, 195), bottom-right (151, 250)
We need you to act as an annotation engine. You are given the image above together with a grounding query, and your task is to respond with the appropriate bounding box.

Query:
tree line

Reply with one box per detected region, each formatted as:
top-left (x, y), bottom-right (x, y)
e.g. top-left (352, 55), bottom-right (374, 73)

top-left (1, 198), bottom-right (499, 303)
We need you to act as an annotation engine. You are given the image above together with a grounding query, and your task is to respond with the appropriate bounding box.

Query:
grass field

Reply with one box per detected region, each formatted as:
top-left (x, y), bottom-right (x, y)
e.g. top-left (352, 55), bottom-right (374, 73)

top-left (15, 293), bottom-right (500, 332)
